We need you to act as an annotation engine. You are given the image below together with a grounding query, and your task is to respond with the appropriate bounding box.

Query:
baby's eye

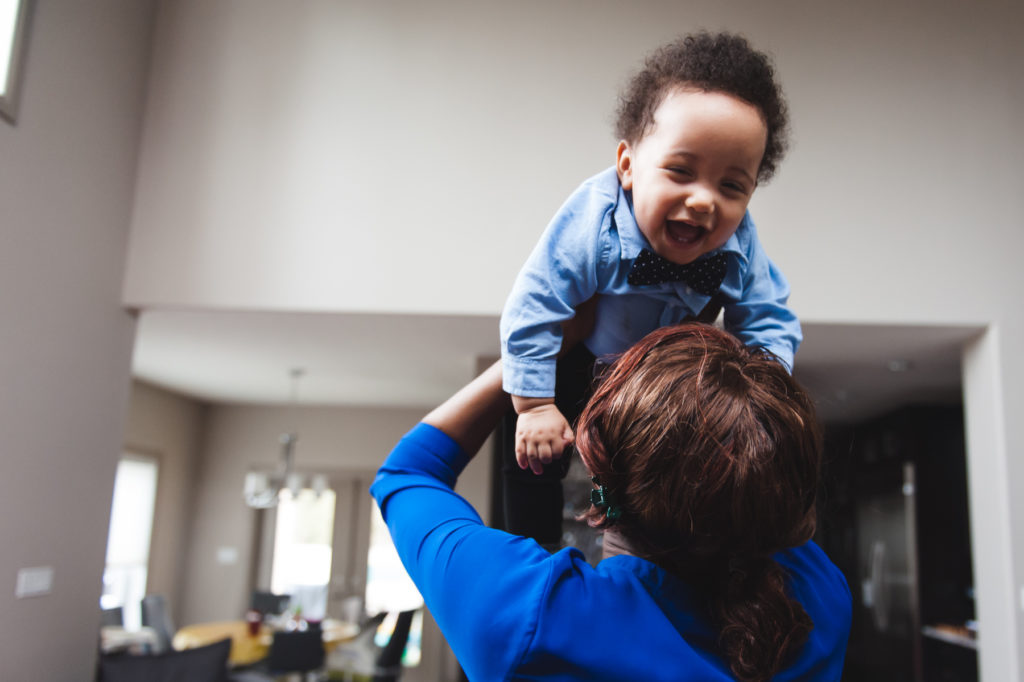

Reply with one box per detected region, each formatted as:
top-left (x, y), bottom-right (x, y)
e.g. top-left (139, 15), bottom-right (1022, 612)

top-left (722, 181), bottom-right (748, 194)
top-left (667, 166), bottom-right (692, 177)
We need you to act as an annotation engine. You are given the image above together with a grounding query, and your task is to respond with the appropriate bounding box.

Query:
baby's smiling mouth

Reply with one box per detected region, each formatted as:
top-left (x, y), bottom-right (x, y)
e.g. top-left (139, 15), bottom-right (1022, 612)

top-left (666, 220), bottom-right (707, 245)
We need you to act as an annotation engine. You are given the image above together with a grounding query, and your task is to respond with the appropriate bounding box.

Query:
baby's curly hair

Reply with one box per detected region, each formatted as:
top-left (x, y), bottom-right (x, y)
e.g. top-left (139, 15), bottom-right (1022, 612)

top-left (615, 32), bottom-right (790, 184)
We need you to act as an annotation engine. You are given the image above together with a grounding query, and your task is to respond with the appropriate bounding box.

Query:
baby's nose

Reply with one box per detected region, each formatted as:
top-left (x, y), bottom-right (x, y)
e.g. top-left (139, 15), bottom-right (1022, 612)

top-left (685, 187), bottom-right (714, 213)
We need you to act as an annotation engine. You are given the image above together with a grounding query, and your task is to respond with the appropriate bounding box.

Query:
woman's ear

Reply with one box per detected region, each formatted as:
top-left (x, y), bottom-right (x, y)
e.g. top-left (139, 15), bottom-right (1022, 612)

top-left (616, 141), bottom-right (634, 191)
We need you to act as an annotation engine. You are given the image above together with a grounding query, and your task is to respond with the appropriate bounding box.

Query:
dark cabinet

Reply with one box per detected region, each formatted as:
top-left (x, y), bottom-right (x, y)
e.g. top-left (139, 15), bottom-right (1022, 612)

top-left (818, 405), bottom-right (977, 682)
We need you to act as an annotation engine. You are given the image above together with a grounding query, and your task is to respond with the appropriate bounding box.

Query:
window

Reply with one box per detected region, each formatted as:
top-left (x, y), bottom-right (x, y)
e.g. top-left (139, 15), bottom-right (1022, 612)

top-left (365, 504), bottom-right (424, 667)
top-left (365, 504), bottom-right (423, 615)
top-left (101, 455), bottom-right (158, 630)
top-left (270, 487), bottom-right (337, 621)
top-left (0, 0), bottom-right (29, 123)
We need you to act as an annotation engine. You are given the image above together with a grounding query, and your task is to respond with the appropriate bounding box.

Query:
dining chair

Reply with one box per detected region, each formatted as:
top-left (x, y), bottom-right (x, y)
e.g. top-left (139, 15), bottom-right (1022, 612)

top-left (266, 629), bottom-right (326, 680)
top-left (100, 606), bottom-right (124, 627)
top-left (325, 610), bottom-right (416, 682)
top-left (372, 610), bottom-right (416, 682)
top-left (141, 594), bottom-right (177, 654)
top-left (250, 589), bottom-right (292, 617)
top-left (324, 610), bottom-right (386, 672)
top-left (98, 636), bottom-right (230, 682)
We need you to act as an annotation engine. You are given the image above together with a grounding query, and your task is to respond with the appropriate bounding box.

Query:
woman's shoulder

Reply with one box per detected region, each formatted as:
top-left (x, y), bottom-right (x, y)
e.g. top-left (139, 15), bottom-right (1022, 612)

top-left (775, 542), bottom-right (853, 661)
top-left (518, 550), bottom-right (733, 681)
top-left (776, 541), bottom-right (850, 592)
top-left (774, 541), bottom-right (852, 615)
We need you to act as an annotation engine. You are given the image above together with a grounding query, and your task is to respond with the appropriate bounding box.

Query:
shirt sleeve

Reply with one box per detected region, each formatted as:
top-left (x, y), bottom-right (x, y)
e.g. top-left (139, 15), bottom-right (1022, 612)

top-left (499, 181), bottom-right (612, 397)
top-left (370, 423), bottom-right (555, 679)
top-left (722, 219), bottom-right (802, 371)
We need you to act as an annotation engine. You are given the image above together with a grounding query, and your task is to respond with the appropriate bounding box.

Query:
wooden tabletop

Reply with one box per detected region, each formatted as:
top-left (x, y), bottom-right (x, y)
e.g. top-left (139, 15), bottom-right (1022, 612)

top-left (173, 620), bottom-right (270, 667)
top-left (173, 618), bottom-right (360, 667)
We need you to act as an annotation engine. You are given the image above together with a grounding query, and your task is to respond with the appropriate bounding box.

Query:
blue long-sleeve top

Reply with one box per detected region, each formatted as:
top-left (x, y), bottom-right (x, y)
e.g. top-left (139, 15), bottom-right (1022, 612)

top-left (500, 167), bottom-right (802, 398)
top-left (371, 423), bottom-right (852, 681)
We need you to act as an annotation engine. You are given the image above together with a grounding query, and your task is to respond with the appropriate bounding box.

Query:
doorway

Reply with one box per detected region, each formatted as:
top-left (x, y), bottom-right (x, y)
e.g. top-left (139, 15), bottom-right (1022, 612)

top-left (793, 321), bottom-right (1014, 681)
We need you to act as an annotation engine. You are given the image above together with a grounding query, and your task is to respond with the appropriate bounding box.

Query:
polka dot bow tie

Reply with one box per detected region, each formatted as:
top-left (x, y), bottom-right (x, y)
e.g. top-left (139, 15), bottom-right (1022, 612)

top-left (626, 249), bottom-right (728, 295)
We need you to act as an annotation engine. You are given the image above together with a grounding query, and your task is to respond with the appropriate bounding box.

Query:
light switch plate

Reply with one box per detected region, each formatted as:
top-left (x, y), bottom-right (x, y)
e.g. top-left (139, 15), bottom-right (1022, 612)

top-left (16, 566), bottom-right (54, 598)
top-left (216, 546), bottom-right (238, 565)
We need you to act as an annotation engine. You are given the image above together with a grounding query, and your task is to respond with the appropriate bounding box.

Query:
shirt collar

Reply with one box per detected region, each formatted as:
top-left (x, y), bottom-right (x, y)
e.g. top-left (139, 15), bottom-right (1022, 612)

top-left (614, 184), bottom-right (649, 260)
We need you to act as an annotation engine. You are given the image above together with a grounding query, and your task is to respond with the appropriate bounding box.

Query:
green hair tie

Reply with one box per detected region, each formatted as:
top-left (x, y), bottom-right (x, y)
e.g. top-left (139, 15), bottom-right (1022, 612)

top-left (590, 476), bottom-right (622, 521)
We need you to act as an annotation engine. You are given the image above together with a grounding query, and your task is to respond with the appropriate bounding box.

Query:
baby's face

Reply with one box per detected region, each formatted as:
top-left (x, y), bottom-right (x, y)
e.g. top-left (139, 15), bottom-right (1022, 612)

top-left (617, 88), bottom-right (767, 265)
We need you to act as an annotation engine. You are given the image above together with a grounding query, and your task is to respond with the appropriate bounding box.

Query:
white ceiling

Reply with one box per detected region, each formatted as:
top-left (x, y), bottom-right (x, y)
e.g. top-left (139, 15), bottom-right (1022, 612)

top-left (132, 309), bottom-right (979, 424)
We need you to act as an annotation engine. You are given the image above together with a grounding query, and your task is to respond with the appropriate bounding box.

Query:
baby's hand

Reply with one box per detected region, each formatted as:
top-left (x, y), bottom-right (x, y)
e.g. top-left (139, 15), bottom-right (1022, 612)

top-left (514, 403), bottom-right (574, 475)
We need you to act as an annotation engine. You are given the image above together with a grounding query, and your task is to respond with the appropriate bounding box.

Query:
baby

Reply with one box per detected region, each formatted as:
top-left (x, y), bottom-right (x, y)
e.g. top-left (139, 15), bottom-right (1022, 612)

top-left (499, 32), bottom-right (801, 542)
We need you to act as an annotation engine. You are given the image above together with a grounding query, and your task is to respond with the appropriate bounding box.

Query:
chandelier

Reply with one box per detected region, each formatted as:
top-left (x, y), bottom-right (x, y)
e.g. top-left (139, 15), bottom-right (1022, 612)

top-left (243, 368), bottom-right (328, 508)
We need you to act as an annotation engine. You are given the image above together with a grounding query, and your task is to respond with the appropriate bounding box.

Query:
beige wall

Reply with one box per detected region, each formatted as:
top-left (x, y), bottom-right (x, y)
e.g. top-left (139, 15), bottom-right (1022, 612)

top-left (123, 0), bottom-right (1024, 324)
top-left (122, 380), bottom-right (207, 625)
top-left (0, 1), bottom-right (157, 680)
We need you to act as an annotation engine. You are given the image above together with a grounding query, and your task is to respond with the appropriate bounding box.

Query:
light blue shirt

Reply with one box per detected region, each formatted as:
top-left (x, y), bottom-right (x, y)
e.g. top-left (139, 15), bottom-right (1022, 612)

top-left (501, 167), bottom-right (801, 397)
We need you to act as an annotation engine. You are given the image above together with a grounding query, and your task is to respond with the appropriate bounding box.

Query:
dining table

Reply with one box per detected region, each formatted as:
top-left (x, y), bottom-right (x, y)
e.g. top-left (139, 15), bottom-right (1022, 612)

top-left (100, 625), bottom-right (160, 655)
top-left (172, 618), bottom-right (360, 667)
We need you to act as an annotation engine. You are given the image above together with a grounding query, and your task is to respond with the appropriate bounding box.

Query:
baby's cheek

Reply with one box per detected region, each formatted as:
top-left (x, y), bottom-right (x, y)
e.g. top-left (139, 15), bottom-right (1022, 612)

top-left (712, 222), bottom-right (742, 250)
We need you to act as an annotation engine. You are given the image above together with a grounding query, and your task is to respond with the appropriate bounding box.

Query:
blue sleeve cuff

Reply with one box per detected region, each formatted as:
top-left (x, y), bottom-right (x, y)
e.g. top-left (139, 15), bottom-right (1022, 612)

top-left (501, 355), bottom-right (558, 397)
top-left (761, 343), bottom-right (795, 373)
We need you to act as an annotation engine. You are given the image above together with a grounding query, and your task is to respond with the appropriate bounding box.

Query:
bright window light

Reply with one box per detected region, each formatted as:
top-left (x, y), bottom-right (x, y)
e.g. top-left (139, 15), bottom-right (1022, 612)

top-left (271, 487), bottom-right (337, 621)
top-left (365, 504), bottom-right (423, 615)
top-left (0, 0), bottom-right (22, 97)
top-left (365, 505), bottom-right (424, 668)
top-left (101, 456), bottom-right (159, 630)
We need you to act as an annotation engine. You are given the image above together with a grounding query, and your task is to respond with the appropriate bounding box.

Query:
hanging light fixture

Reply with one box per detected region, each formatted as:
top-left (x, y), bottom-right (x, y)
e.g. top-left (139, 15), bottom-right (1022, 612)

top-left (243, 368), bottom-right (329, 508)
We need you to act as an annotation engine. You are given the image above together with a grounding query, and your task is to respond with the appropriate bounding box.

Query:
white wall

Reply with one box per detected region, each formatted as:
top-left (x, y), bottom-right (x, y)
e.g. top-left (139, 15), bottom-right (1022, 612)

top-left (122, 0), bottom-right (1024, 677)
top-left (0, 1), bottom-right (156, 679)
top-left (122, 380), bottom-right (207, 625)
top-left (124, 0), bottom-right (1024, 321)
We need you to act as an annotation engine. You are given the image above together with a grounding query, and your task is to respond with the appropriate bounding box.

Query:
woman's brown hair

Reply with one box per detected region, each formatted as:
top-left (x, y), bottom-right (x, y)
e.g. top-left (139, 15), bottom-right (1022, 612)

top-left (576, 323), bottom-right (821, 681)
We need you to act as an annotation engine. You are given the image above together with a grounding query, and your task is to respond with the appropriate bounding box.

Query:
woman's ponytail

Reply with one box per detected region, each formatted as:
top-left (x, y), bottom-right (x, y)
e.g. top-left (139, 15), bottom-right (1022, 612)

top-left (711, 556), bottom-right (813, 681)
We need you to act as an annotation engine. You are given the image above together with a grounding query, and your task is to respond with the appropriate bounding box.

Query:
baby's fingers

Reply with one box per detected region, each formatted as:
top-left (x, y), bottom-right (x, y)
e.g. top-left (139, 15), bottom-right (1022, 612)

top-left (515, 435), bottom-right (546, 474)
top-left (514, 432), bottom-right (530, 469)
top-left (515, 449), bottom-right (530, 471)
top-left (537, 442), bottom-right (553, 464)
top-left (525, 439), bottom-right (545, 475)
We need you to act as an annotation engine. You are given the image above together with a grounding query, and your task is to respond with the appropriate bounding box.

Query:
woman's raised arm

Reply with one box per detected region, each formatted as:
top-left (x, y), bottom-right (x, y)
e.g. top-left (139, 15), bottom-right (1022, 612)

top-left (422, 360), bottom-right (510, 458)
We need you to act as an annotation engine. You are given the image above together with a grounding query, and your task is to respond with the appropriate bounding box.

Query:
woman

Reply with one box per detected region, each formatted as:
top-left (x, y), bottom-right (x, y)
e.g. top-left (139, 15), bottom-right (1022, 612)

top-left (371, 324), bottom-right (851, 680)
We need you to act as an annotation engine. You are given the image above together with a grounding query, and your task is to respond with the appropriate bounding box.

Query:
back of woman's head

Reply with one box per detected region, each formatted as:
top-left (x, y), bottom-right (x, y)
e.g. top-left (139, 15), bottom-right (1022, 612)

top-left (576, 323), bottom-right (821, 681)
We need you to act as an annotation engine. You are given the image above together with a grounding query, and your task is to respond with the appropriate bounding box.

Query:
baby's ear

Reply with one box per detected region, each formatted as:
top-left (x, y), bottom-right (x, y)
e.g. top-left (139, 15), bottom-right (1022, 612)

top-left (615, 141), bottom-right (634, 190)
